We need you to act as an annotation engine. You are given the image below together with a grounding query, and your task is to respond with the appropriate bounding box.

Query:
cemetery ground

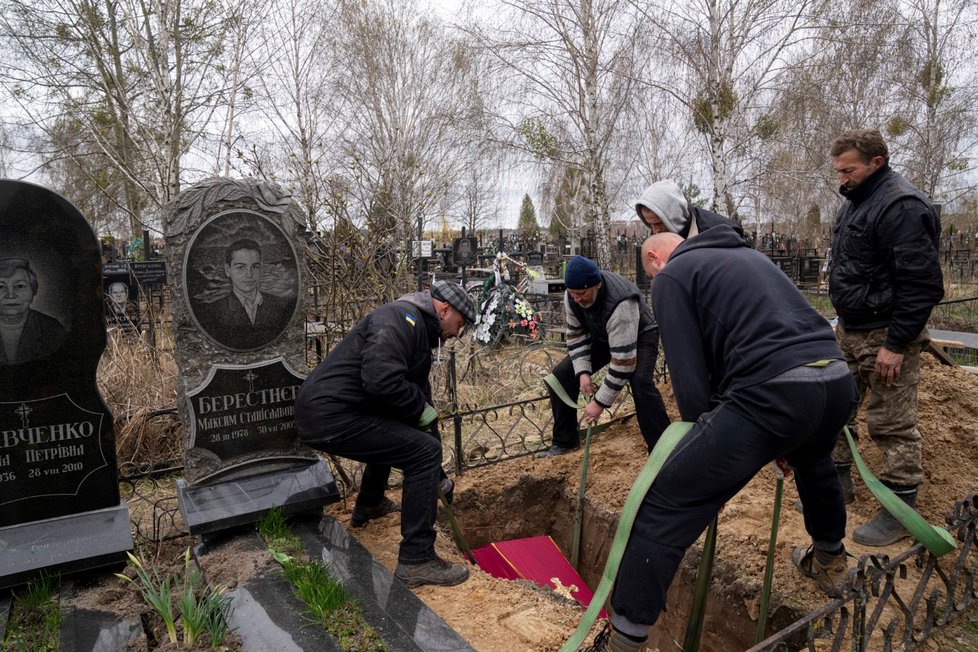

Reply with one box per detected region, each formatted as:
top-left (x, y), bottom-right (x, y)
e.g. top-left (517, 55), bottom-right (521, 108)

top-left (3, 334), bottom-right (978, 651)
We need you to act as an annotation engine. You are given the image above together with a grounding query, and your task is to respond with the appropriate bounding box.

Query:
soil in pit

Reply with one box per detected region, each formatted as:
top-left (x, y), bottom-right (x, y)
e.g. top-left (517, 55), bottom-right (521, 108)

top-left (327, 354), bottom-right (978, 651)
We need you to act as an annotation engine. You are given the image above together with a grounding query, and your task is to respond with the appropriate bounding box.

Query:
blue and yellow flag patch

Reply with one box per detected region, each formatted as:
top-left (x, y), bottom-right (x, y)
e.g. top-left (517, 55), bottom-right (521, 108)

top-left (405, 312), bottom-right (417, 327)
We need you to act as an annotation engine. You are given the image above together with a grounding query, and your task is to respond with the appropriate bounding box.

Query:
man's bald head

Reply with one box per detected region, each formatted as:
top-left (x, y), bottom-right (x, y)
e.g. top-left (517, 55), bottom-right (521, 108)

top-left (641, 233), bottom-right (684, 278)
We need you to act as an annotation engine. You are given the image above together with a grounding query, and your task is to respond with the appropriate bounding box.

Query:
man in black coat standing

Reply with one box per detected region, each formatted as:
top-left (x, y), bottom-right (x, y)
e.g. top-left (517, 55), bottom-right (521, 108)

top-left (295, 281), bottom-right (475, 588)
top-left (827, 129), bottom-right (944, 546)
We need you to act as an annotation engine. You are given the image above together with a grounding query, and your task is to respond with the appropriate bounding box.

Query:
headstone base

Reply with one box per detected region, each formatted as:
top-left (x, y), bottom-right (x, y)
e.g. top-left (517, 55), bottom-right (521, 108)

top-left (176, 460), bottom-right (339, 535)
top-left (0, 501), bottom-right (133, 590)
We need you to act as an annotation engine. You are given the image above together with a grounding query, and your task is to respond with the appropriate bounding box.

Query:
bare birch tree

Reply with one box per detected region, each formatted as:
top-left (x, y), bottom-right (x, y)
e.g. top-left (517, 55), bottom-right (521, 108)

top-left (466, 0), bottom-right (645, 268)
top-left (0, 0), bottom-right (244, 235)
top-left (886, 0), bottom-right (978, 201)
top-left (633, 0), bottom-right (827, 219)
top-left (331, 0), bottom-right (487, 296)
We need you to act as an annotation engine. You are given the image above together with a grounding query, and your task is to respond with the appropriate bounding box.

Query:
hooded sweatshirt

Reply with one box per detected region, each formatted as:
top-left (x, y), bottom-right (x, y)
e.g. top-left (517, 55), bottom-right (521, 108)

top-left (295, 291), bottom-right (442, 438)
top-left (635, 180), bottom-right (745, 239)
top-left (635, 180), bottom-right (689, 233)
top-left (651, 225), bottom-right (843, 421)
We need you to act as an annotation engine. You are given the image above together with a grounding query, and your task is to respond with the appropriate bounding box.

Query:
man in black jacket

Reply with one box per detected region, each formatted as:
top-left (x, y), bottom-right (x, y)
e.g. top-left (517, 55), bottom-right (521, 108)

top-left (827, 129), bottom-right (944, 546)
top-left (295, 281), bottom-right (475, 588)
top-left (538, 256), bottom-right (669, 458)
top-left (600, 229), bottom-right (858, 652)
top-left (634, 179), bottom-right (744, 239)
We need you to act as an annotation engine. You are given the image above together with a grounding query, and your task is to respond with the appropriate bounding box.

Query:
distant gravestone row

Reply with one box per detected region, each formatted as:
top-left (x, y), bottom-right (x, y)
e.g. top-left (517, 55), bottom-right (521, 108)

top-left (0, 177), bottom-right (339, 588)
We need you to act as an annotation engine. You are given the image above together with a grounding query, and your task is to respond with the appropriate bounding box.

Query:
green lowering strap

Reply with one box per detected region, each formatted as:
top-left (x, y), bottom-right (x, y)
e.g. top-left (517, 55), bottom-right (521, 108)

top-left (683, 514), bottom-right (718, 651)
top-left (545, 372), bottom-right (579, 408)
top-left (560, 421), bottom-right (695, 652)
top-left (542, 373), bottom-right (615, 439)
top-left (438, 487), bottom-right (475, 566)
top-left (755, 475), bottom-right (783, 643)
top-left (571, 424), bottom-right (594, 569)
top-left (844, 426), bottom-right (955, 556)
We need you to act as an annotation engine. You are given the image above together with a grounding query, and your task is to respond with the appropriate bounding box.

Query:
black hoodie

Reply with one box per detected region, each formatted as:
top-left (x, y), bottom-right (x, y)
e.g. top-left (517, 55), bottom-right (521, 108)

top-left (295, 291), bottom-right (441, 438)
top-left (652, 226), bottom-right (844, 421)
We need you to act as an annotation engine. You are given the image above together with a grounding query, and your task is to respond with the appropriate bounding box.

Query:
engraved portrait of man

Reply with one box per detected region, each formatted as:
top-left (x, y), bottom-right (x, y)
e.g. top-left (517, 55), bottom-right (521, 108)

top-left (185, 212), bottom-right (298, 352)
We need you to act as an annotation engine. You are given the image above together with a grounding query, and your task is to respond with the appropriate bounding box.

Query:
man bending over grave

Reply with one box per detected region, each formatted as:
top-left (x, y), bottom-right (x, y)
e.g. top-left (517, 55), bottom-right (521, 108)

top-left (538, 255), bottom-right (669, 458)
top-left (295, 280), bottom-right (476, 588)
top-left (600, 230), bottom-right (859, 652)
top-left (0, 258), bottom-right (67, 366)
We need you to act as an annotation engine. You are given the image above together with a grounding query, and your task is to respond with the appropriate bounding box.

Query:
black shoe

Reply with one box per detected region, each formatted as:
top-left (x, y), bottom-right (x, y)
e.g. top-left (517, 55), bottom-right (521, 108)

top-left (536, 444), bottom-right (578, 459)
top-left (350, 496), bottom-right (400, 527)
top-left (852, 489), bottom-right (916, 547)
top-left (395, 555), bottom-right (469, 588)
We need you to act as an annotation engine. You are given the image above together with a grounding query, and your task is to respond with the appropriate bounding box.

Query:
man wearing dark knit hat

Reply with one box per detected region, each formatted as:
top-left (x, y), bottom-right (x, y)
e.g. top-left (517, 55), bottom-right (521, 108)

top-left (538, 256), bottom-right (669, 457)
top-left (295, 280), bottom-right (475, 588)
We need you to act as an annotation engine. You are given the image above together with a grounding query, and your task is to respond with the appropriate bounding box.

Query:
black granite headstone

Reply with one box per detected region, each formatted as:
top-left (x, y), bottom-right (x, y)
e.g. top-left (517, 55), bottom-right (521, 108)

top-left (164, 179), bottom-right (337, 533)
top-left (0, 179), bottom-right (132, 589)
top-left (453, 236), bottom-right (478, 267)
top-left (184, 358), bottom-right (313, 482)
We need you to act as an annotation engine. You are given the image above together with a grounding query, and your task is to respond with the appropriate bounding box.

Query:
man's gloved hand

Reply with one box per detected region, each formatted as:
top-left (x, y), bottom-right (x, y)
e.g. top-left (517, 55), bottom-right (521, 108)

top-left (418, 404), bottom-right (438, 429)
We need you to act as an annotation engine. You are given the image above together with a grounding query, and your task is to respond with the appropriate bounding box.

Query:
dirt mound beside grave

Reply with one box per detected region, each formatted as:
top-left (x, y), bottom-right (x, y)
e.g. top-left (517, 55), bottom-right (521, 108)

top-left (330, 354), bottom-right (978, 650)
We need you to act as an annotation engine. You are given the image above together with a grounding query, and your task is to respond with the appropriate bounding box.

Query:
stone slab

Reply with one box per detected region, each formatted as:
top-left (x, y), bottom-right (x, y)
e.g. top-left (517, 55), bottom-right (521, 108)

top-left (203, 530), bottom-right (341, 651)
top-left (57, 606), bottom-right (142, 652)
top-left (294, 516), bottom-right (475, 652)
top-left (176, 460), bottom-right (338, 535)
top-left (0, 502), bottom-right (132, 590)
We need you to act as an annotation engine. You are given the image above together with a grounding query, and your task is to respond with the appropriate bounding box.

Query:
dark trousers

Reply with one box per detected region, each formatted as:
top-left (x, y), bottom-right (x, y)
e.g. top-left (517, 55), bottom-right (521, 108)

top-left (610, 364), bottom-right (859, 626)
top-left (301, 412), bottom-right (442, 564)
top-left (548, 329), bottom-right (669, 451)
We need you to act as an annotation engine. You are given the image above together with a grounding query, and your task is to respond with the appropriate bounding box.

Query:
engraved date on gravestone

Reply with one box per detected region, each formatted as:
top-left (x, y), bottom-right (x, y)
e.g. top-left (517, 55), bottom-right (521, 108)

top-left (187, 358), bottom-right (304, 462)
top-left (0, 395), bottom-right (107, 508)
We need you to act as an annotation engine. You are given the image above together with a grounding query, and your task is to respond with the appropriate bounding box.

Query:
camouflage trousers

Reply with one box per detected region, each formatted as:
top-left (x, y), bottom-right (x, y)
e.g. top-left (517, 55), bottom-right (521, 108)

top-left (831, 324), bottom-right (927, 487)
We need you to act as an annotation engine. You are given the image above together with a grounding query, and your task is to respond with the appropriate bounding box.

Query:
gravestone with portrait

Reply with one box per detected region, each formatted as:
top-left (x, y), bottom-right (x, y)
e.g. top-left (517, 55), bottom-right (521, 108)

top-left (164, 178), bottom-right (337, 535)
top-left (0, 180), bottom-right (133, 589)
top-left (102, 262), bottom-right (140, 334)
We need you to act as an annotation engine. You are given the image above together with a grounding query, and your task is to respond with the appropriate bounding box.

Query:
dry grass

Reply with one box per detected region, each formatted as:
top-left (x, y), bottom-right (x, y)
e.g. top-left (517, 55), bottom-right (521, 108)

top-left (98, 328), bottom-right (182, 469)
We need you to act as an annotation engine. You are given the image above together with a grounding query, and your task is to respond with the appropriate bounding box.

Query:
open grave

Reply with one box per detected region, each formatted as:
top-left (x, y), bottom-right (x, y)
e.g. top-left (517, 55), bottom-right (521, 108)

top-left (325, 352), bottom-right (978, 651)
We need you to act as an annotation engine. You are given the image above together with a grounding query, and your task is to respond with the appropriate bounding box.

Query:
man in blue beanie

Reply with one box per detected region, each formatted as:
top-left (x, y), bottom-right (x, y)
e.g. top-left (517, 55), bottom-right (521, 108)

top-left (538, 256), bottom-right (669, 457)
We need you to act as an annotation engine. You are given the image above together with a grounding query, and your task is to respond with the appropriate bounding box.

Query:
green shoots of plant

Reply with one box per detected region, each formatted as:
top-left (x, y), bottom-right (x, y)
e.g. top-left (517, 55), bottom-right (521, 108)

top-left (177, 548), bottom-right (234, 646)
top-left (116, 551), bottom-right (177, 644)
top-left (3, 571), bottom-right (61, 652)
top-left (258, 509), bottom-right (386, 651)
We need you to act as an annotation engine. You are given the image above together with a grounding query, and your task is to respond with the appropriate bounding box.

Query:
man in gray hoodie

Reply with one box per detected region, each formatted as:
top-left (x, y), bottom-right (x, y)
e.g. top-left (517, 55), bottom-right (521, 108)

top-left (634, 179), bottom-right (744, 239)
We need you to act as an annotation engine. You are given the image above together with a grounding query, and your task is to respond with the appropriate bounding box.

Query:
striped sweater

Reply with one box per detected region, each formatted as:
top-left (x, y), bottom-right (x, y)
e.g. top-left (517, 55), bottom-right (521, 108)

top-left (565, 274), bottom-right (648, 407)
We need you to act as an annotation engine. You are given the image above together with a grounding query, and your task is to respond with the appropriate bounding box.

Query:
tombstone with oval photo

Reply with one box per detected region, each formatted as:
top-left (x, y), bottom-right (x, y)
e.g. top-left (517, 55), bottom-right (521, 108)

top-left (164, 179), bottom-right (336, 535)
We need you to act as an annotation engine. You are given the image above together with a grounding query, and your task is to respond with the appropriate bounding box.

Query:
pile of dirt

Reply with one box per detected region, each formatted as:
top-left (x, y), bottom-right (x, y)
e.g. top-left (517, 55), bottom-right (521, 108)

top-left (329, 355), bottom-right (978, 650)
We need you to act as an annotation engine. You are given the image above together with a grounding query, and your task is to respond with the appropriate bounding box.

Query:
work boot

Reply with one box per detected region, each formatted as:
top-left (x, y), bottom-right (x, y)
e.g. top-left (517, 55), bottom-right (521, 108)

top-left (795, 464), bottom-right (855, 514)
top-left (536, 444), bottom-right (578, 459)
top-left (792, 544), bottom-right (849, 598)
top-left (606, 627), bottom-right (646, 652)
top-left (852, 489), bottom-right (916, 547)
top-left (395, 555), bottom-right (469, 588)
top-left (350, 496), bottom-right (400, 527)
